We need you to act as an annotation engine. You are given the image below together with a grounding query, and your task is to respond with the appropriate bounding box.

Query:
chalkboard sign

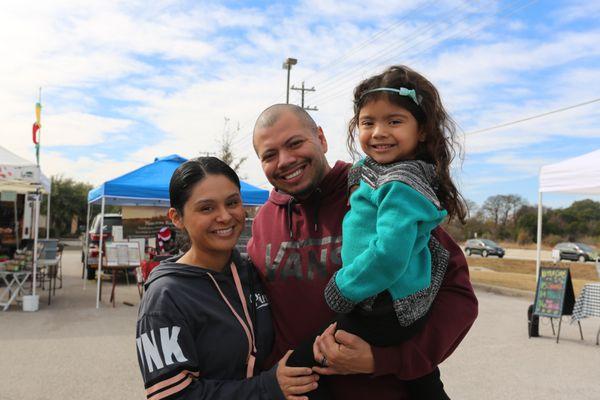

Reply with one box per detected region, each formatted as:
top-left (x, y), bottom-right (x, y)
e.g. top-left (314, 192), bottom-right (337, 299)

top-left (533, 267), bottom-right (575, 318)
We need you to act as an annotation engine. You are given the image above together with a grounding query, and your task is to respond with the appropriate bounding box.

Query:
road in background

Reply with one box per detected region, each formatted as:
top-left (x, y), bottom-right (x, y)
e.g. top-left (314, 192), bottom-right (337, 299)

top-left (463, 247), bottom-right (553, 261)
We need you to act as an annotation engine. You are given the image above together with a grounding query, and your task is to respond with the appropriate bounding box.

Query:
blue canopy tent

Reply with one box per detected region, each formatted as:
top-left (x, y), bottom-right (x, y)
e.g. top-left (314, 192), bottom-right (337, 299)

top-left (87, 154), bottom-right (269, 206)
top-left (84, 154), bottom-right (269, 308)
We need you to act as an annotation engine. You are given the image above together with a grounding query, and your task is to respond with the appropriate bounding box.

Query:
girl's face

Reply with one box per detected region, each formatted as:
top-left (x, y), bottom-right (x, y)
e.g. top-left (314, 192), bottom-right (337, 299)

top-left (357, 98), bottom-right (424, 164)
top-left (170, 174), bottom-right (245, 256)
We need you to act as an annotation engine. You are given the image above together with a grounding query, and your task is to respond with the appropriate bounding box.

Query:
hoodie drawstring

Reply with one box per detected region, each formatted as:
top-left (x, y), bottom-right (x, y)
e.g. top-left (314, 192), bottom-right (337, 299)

top-left (313, 188), bottom-right (321, 232)
top-left (286, 197), bottom-right (296, 239)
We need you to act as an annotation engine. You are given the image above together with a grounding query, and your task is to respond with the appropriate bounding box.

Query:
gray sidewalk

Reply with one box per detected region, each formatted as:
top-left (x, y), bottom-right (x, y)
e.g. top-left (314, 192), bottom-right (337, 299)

top-left (443, 289), bottom-right (600, 399)
top-left (1, 250), bottom-right (599, 399)
top-left (1, 250), bottom-right (144, 400)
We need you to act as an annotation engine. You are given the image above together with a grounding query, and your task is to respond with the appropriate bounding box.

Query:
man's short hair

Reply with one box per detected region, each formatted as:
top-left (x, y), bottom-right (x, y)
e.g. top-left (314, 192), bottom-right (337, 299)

top-left (253, 104), bottom-right (318, 139)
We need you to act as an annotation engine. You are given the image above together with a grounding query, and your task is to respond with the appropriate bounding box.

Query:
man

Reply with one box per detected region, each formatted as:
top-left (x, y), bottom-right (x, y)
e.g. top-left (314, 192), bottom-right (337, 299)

top-left (248, 104), bottom-right (478, 399)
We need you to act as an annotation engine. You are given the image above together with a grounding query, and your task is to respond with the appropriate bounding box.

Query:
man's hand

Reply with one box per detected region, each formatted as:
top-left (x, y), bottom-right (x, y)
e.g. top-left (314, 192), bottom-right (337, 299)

top-left (312, 323), bottom-right (375, 375)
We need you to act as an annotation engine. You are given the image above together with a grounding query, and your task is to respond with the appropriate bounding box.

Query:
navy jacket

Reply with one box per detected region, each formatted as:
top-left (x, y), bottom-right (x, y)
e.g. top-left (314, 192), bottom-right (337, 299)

top-left (136, 251), bottom-right (283, 399)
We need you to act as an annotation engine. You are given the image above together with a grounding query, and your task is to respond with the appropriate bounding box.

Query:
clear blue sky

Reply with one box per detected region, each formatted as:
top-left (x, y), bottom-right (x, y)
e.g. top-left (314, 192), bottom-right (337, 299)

top-left (1, 0), bottom-right (598, 209)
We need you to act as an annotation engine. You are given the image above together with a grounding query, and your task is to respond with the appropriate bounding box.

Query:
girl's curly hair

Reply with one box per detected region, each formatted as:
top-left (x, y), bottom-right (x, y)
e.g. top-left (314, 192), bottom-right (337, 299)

top-left (348, 65), bottom-right (467, 223)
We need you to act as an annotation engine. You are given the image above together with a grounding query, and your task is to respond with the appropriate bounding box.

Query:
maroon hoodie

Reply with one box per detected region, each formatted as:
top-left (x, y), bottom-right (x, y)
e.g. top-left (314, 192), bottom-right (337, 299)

top-left (248, 161), bottom-right (478, 399)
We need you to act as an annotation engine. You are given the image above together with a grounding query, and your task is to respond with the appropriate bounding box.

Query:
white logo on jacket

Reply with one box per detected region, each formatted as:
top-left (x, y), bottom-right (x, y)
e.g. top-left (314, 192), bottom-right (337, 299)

top-left (252, 293), bottom-right (269, 310)
top-left (136, 326), bottom-right (188, 373)
top-left (263, 236), bottom-right (342, 281)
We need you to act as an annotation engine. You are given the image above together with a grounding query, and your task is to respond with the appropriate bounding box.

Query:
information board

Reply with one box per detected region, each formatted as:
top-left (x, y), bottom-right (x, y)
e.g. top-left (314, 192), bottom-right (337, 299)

top-left (533, 267), bottom-right (575, 318)
top-left (105, 241), bottom-right (141, 267)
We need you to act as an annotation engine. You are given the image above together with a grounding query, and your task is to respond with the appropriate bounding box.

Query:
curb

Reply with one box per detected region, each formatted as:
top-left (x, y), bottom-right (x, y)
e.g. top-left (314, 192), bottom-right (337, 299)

top-left (472, 282), bottom-right (534, 301)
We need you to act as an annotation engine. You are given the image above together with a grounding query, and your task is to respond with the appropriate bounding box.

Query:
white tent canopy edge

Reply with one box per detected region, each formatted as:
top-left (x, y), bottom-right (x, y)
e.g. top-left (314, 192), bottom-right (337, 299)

top-left (0, 145), bottom-right (53, 303)
top-left (536, 148), bottom-right (600, 279)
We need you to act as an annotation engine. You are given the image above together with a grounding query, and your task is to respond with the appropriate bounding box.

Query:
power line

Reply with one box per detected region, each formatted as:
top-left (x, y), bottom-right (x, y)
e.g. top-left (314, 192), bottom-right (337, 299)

top-left (309, 0), bottom-right (486, 97)
top-left (465, 97), bottom-right (600, 136)
top-left (299, 0), bottom-right (438, 84)
top-left (291, 81), bottom-right (318, 111)
top-left (230, 0), bottom-right (490, 149)
top-left (230, 0), bottom-right (534, 149)
top-left (313, 0), bottom-right (535, 106)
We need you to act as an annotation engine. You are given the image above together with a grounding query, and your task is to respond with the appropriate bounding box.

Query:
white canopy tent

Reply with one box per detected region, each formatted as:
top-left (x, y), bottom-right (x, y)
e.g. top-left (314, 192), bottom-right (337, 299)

top-left (0, 145), bottom-right (51, 193)
top-left (536, 148), bottom-right (600, 278)
top-left (0, 145), bottom-right (52, 305)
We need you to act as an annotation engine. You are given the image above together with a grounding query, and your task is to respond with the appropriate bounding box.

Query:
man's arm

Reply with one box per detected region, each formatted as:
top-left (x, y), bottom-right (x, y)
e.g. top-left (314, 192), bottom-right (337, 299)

top-left (313, 226), bottom-right (478, 380)
top-left (370, 226), bottom-right (478, 379)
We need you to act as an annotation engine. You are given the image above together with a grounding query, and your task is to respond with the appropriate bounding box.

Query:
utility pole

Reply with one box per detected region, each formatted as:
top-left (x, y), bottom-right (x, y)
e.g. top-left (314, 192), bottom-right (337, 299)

top-left (282, 58), bottom-right (297, 104)
top-left (291, 81), bottom-right (318, 111)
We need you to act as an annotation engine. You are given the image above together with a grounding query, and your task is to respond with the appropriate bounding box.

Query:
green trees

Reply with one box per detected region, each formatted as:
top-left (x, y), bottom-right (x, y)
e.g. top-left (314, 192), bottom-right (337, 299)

top-left (43, 176), bottom-right (92, 237)
top-left (444, 196), bottom-right (600, 245)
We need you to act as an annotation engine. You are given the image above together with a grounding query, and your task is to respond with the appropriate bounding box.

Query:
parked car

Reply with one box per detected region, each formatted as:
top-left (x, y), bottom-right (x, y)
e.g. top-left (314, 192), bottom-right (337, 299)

top-left (553, 242), bottom-right (599, 263)
top-left (82, 213), bottom-right (123, 279)
top-left (464, 238), bottom-right (505, 258)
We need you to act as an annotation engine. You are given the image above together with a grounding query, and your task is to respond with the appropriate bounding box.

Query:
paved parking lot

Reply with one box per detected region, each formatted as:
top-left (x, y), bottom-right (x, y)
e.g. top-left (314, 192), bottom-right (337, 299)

top-left (443, 288), bottom-right (600, 399)
top-left (1, 250), bottom-right (599, 399)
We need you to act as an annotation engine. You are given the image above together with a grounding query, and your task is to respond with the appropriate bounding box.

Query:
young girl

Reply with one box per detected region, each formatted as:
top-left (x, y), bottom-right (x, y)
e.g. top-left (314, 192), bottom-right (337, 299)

top-left (319, 65), bottom-right (467, 399)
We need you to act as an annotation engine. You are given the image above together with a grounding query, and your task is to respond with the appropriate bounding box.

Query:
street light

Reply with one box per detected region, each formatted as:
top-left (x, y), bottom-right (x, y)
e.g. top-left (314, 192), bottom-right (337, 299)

top-left (282, 57), bottom-right (297, 104)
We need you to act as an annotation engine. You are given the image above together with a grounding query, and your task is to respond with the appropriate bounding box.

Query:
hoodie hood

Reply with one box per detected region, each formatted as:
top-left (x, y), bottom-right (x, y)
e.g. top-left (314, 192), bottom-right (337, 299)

top-left (265, 160), bottom-right (350, 239)
top-left (145, 250), bottom-right (244, 290)
top-left (267, 160), bottom-right (350, 206)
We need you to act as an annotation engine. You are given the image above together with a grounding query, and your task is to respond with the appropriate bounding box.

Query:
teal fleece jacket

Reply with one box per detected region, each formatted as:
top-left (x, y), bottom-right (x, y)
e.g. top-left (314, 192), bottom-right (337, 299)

top-left (329, 158), bottom-right (447, 320)
top-left (338, 179), bottom-right (447, 302)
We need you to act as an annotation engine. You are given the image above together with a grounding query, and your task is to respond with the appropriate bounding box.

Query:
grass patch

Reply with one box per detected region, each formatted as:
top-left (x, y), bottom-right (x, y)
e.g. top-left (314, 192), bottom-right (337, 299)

top-left (467, 256), bottom-right (599, 294)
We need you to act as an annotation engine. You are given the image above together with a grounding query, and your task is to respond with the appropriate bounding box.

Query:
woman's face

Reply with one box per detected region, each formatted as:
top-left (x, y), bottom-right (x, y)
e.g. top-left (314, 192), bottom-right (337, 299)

top-left (171, 174), bottom-right (245, 256)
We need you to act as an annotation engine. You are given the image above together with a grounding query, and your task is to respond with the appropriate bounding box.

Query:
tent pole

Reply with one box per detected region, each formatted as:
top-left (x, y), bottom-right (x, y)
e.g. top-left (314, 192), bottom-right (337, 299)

top-left (96, 198), bottom-right (105, 309)
top-left (83, 202), bottom-right (91, 290)
top-left (32, 190), bottom-right (41, 297)
top-left (535, 191), bottom-right (543, 282)
top-left (14, 197), bottom-right (20, 249)
top-left (46, 191), bottom-right (51, 239)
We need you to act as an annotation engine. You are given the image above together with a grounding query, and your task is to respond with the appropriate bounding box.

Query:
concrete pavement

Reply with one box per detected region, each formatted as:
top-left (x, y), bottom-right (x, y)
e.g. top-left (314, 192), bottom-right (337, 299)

top-left (1, 250), bottom-right (144, 400)
top-left (1, 250), bottom-right (599, 399)
top-left (442, 290), bottom-right (600, 399)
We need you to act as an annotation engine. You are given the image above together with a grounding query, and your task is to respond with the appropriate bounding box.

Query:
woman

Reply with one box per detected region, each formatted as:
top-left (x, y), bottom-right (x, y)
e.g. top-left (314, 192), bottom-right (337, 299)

top-left (136, 157), bottom-right (319, 399)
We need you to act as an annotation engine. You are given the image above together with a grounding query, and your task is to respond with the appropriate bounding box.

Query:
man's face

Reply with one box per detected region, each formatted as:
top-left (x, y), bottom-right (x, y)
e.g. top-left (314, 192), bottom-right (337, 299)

top-left (254, 111), bottom-right (331, 199)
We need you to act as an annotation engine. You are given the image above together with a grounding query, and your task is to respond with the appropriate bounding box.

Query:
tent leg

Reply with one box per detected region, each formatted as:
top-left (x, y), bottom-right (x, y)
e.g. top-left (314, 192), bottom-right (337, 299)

top-left (96, 198), bottom-right (105, 309)
top-left (32, 190), bottom-right (41, 297)
top-left (83, 203), bottom-right (91, 289)
top-left (14, 198), bottom-right (20, 249)
top-left (535, 191), bottom-right (543, 282)
top-left (46, 191), bottom-right (51, 239)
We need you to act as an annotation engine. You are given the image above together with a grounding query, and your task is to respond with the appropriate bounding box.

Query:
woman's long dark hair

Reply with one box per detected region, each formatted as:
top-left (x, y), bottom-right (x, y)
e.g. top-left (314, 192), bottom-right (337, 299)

top-left (348, 65), bottom-right (467, 223)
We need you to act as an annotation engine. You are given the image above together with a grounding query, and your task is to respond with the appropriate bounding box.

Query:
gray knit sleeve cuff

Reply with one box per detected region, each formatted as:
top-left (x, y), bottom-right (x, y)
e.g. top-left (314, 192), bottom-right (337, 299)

top-left (347, 164), bottom-right (362, 195)
top-left (324, 272), bottom-right (356, 313)
top-left (392, 235), bottom-right (450, 326)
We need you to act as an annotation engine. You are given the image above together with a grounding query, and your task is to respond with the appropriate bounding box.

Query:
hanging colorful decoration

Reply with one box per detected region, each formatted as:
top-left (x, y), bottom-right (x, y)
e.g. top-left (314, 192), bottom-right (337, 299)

top-left (33, 99), bottom-right (42, 165)
top-left (32, 122), bottom-right (40, 144)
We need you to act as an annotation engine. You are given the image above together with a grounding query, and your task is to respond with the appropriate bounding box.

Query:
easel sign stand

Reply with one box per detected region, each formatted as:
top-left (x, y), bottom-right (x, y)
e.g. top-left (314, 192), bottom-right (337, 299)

top-left (103, 241), bottom-right (141, 307)
top-left (532, 267), bottom-right (583, 343)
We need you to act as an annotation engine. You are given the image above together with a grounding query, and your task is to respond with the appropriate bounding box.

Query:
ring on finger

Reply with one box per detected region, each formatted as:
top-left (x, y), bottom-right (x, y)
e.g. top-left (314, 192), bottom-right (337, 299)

top-left (320, 355), bottom-right (328, 367)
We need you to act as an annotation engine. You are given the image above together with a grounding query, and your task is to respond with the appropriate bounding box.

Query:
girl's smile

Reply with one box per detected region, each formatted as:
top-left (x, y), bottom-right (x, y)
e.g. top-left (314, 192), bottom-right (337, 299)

top-left (358, 99), bottom-right (423, 164)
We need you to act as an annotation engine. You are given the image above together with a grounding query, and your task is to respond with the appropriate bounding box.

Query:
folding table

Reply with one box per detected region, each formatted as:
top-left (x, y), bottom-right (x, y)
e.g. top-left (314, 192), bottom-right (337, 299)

top-left (572, 282), bottom-right (600, 345)
top-left (0, 271), bottom-right (31, 311)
